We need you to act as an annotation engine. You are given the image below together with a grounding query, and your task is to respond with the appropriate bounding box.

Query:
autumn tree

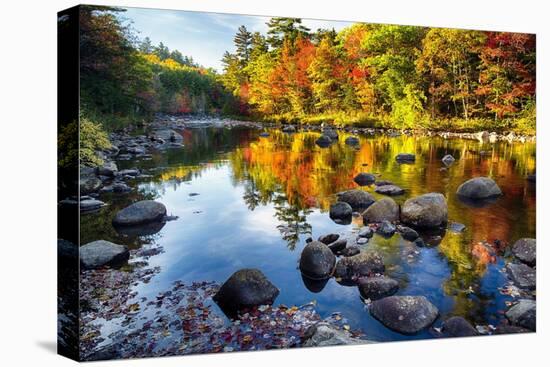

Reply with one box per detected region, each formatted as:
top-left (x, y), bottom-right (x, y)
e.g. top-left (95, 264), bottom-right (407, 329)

top-left (476, 32), bottom-right (535, 120)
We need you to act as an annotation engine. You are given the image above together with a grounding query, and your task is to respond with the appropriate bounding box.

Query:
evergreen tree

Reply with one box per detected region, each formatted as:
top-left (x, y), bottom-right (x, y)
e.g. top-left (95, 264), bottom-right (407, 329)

top-left (234, 25), bottom-right (252, 65)
top-left (266, 17), bottom-right (310, 50)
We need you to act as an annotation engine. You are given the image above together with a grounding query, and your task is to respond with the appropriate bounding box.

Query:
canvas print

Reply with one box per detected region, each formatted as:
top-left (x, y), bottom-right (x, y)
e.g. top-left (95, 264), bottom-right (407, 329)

top-left (57, 4), bottom-right (536, 361)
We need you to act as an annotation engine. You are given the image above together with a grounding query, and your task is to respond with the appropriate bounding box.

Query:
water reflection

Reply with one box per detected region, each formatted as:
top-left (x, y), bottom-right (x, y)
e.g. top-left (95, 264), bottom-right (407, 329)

top-left (83, 126), bottom-right (535, 341)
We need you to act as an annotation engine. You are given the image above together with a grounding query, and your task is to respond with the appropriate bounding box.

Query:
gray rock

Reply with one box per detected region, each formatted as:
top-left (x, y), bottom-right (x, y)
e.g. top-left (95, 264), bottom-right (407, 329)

top-left (323, 129), bottom-right (339, 140)
top-left (354, 173), bottom-right (376, 186)
top-left (398, 226), bottom-right (419, 241)
top-left (329, 202), bottom-right (352, 221)
top-left (334, 251), bottom-right (385, 281)
top-left (413, 237), bottom-right (425, 247)
top-left (370, 296), bottom-right (439, 334)
top-left (80, 174), bottom-right (102, 195)
top-left (456, 177), bottom-right (502, 200)
top-left (396, 153), bottom-right (415, 163)
top-left (358, 226), bottom-right (374, 238)
top-left (152, 129), bottom-right (183, 143)
top-left (506, 263), bottom-right (536, 290)
top-left (80, 198), bottom-right (104, 212)
top-left (401, 193), bottom-right (448, 228)
top-left (512, 238), bottom-right (536, 266)
top-left (112, 182), bottom-right (132, 193)
top-left (282, 125), bottom-right (296, 133)
top-left (80, 240), bottom-right (129, 269)
top-left (441, 316), bottom-right (478, 337)
top-left (441, 154), bottom-right (456, 166)
top-left (112, 200), bottom-right (167, 226)
top-left (345, 136), bottom-right (360, 146)
top-left (493, 325), bottom-right (531, 334)
top-left (118, 169), bottom-right (140, 177)
top-left (337, 190), bottom-right (376, 211)
top-left (358, 276), bottom-right (399, 300)
top-left (318, 233), bottom-right (340, 245)
top-left (339, 246), bottom-right (360, 257)
top-left (505, 299), bottom-right (536, 331)
top-left (299, 241), bottom-right (336, 280)
top-left (259, 132), bottom-right (270, 137)
top-left (363, 198), bottom-right (399, 223)
top-left (96, 161), bottom-right (118, 177)
top-left (315, 135), bottom-right (333, 148)
top-left (377, 220), bottom-right (397, 237)
top-left (356, 237), bottom-right (369, 245)
top-left (213, 269), bottom-right (279, 312)
top-left (328, 239), bottom-right (347, 253)
top-left (303, 322), bottom-right (366, 347)
top-left (375, 184), bottom-right (405, 196)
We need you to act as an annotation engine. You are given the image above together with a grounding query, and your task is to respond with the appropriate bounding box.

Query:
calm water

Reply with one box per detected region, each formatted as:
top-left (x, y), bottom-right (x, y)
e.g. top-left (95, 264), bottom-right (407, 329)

top-left (81, 126), bottom-right (536, 342)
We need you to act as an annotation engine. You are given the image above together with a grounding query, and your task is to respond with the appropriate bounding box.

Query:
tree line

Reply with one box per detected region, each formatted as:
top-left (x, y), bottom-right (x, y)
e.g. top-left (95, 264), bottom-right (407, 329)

top-left (221, 18), bottom-right (535, 133)
top-left (79, 6), bottom-right (239, 130)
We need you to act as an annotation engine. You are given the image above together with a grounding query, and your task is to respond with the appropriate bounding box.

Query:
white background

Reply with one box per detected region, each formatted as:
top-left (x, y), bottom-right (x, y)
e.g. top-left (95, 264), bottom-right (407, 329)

top-left (0, 0), bottom-right (547, 365)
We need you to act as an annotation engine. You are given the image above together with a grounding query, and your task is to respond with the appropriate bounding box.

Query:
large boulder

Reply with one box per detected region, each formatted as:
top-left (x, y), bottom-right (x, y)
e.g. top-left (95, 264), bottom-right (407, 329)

top-left (329, 202), bottom-right (352, 221)
top-left (80, 174), bottom-right (102, 194)
top-left (401, 193), bottom-right (448, 228)
top-left (375, 184), bottom-right (405, 196)
top-left (456, 177), bottom-right (502, 200)
top-left (370, 296), bottom-right (439, 334)
top-left (336, 190), bottom-right (375, 211)
top-left (80, 240), bottom-right (129, 270)
top-left (112, 200), bottom-right (167, 226)
top-left (354, 173), bottom-right (376, 186)
top-left (397, 226), bottom-right (419, 241)
top-left (357, 276), bottom-right (399, 300)
top-left (362, 197), bottom-right (399, 223)
top-left (441, 316), bottom-right (478, 337)
top-left (212, 269), bottom-right (279, 312)
top-left (505, 299), bottom-right (536, 331)
top-left (334, 251), bottom-right (385, 281)
top-left (506, 263), bottom-right (536, 290)
top-left (512, 238), bottom-right (536, 266)
top-left (303, 322), bottom-right (366, 347)
top-left (299, 241), bottom-right (336, 280)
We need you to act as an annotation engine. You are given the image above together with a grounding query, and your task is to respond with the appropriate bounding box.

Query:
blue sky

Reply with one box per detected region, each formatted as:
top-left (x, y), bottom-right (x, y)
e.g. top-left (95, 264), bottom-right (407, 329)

top-left (118, 7), bottom-right (353, 72)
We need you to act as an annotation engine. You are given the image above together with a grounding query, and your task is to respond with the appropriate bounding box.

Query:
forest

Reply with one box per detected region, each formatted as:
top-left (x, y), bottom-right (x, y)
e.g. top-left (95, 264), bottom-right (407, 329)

top-left (78, 6), bottom-right (536, 136)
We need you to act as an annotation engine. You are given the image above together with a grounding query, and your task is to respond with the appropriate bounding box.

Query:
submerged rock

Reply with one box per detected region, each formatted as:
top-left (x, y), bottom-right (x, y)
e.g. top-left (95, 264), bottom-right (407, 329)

top-left (375, 184), bottom-right (405, 196)
top-left (299, 241), bottom-right (336, 280)
top-left (506, 263), bottom-right (536, 290)
top-left (362, 197), bottom-right (399, 223)
top-left (112, 200), bottom-right (167, 226)
top-left (213, 269), bottom-right (279, 313)
top-left (337, 190), bottom-right (375, 211)
top-left (395, 153), bottom-right (415, 163)
top-left (401, 193), bottom-right (448, 228)
top-left (303, 322), bottom-right (365, 347)
top-left (370, 296), bottom-right (439, 334)
top-left (339, 246), bottom-right (360, 257)
top-left (448, 222), bottom-right (466, 233)
top-left (80, 240), bottom-right (129, 270)
top-left (456, 177), bottom-right (502, 200)
top-left (441, 316), bottom-right (478, 337)
top-left (512, 238), bottom-right (536, 266)
top-left (329, 202), bottom-right (353, 221)
top-left (344, 136), bottom-right (360, 146)
top-left (354, 173), bottom-right (376, 186)
top-left (334, 251), bottom-right (385, 281)
top-left (505, 299), bottom-right (536, 331)
top-left (80, 198), bottom-right (105, 212)
top-left (358, 276), bottom-right (399, 300)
